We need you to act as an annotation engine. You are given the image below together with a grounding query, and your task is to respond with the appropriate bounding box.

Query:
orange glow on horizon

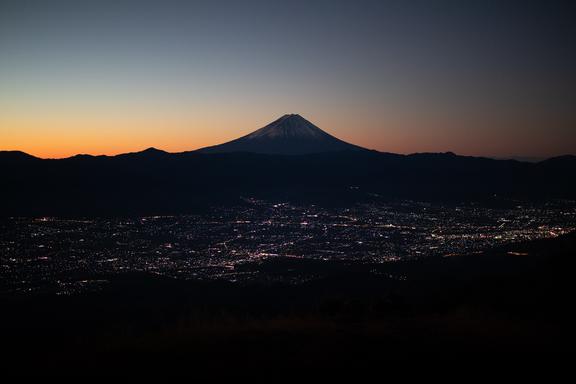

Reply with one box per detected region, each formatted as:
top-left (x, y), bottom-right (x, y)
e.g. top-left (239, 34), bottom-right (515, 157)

top-left (1, 109), bottom-right (574, 159)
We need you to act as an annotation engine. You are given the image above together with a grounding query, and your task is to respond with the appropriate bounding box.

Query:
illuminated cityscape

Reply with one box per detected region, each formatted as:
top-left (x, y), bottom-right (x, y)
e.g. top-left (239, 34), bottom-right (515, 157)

top-left (2, 198), bottom-right (574, 295)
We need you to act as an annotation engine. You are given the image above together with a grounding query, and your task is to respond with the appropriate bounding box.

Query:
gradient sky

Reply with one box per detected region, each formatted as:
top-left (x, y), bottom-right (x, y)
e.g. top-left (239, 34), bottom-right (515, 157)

top-left (1, 0), bottom-right (575, 158)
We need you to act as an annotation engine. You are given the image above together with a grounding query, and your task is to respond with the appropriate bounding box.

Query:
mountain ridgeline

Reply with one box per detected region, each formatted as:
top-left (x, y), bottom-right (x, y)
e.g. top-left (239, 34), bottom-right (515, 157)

top-left (2, 114), bottom-right (575, 216)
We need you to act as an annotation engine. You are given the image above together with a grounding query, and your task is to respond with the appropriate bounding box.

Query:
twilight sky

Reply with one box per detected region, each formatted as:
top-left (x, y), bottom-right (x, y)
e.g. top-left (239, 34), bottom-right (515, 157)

top-left (0, 0), bottom-right (575, 159)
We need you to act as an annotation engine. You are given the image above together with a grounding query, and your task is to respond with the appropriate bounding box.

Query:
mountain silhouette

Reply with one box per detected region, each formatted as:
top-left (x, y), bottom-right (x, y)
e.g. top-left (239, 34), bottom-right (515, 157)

top-left (197, 114), bottom-right (367, 155)
top-left (2, 113), bottom-right (576, 216)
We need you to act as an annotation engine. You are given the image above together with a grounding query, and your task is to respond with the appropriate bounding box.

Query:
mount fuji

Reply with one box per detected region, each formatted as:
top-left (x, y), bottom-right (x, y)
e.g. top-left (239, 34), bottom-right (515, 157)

top-left (197, 114), bottom-right (368, 155)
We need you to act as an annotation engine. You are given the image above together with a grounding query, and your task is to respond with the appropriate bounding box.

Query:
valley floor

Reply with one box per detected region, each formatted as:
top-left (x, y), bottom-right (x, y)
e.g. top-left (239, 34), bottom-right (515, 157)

top-left (1, 232), bottom-right (574, 376)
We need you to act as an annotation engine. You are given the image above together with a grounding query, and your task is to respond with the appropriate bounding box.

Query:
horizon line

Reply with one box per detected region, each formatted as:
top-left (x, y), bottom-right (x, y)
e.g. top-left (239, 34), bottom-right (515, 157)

top-left (1, 147), bottom-right (572, 163)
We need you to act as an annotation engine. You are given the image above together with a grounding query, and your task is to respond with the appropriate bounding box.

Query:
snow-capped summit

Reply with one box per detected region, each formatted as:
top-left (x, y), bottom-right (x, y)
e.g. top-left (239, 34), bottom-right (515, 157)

top-left (197, 114), bottom-right (366, 155)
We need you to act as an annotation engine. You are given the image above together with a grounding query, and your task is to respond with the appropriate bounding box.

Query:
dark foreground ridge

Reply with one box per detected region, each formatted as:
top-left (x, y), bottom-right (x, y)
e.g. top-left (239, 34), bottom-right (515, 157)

top-left (1, 232), bottom-right (574, 375)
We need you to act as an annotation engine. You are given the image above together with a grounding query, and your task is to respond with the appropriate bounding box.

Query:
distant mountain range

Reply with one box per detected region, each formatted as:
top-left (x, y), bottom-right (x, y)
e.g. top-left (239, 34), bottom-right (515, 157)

top-left (1, 114), bottom-right (575, 216)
